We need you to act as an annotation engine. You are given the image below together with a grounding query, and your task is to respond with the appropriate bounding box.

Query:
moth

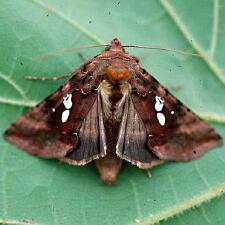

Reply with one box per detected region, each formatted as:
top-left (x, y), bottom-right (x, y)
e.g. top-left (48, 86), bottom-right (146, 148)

top-left (4, 38), bottom-right (223, 185)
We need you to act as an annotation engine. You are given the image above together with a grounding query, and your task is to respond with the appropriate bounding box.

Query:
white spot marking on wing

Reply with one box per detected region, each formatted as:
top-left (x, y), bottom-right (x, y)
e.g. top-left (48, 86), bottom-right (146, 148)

top-left (171, 111), bottom-right (175, 115)
top-left (51, 108), bottom-right (55, 112)
top-left (61, 110), bottom-right (70, 123)
top-left (157, 112), bottom-right (165, 126)
top-left (155, 96), bottom-right (164, 112)
top-left (63, 93), bottom-right (72, 109)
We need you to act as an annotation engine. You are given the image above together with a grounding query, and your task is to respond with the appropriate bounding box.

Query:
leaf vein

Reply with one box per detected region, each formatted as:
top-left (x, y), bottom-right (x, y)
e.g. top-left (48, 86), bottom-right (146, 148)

top-left (168, 174), bottom-right (179, 202)
top-left (0, 72), bottom-right (27, 100)
top-left (200, 207), bottom-right (213, 225)
top-left (159, 0), bottom-right (225, 85)
top-left (199, 112), bottom-right (225, 124)
top-left (0, 219), bottom-right (37, 225)
top-left (30, 0), bottom-right (105, 45)
top-left (0, 150), bottom-right (7, 218)
top-left (129, 180), bottom-right (142, 220)
top-left (46, 167), bottom-right (58, 225)
top-left (80, 183), bottom-right (88, 225)
top-left (210, 0), bottom-right (219, 57)
top-left (194, 162), bottom-right (210, 189)
top-left (0, 98), bottom-right (36, 107)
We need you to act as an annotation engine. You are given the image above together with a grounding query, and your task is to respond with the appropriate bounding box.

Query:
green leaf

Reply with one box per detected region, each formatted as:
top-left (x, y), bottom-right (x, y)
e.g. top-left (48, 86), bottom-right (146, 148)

top-left (0, 0), bottom-right (225, 224)
top-left (159, 193), bottom-right (225, 225)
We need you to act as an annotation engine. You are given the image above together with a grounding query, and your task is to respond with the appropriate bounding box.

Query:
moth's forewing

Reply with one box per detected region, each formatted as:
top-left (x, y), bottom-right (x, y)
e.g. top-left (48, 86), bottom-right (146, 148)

top-left (116, 92), bottom-right (163, 168)
top-left (4, 65), bottom-right (100, 160)
top-left (61, 93), bottom-right (107, 165)
top-left (131, 67), bottom-right (223, 161)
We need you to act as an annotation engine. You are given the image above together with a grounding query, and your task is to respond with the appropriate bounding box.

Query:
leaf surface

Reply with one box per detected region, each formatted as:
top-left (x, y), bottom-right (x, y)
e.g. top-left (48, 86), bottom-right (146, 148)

top-left (0, 0), bottom-right (225, 224)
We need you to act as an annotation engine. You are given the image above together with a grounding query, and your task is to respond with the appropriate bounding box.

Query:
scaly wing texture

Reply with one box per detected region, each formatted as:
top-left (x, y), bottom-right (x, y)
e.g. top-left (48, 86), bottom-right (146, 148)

top-left (131, 68), bottom-right (223, 161)
top-left (116, 94), bottom-right (163, 168)
top-left (4, 65), bottom-right (99, 159)
top-left (62, 93), bottom-right (107, 165)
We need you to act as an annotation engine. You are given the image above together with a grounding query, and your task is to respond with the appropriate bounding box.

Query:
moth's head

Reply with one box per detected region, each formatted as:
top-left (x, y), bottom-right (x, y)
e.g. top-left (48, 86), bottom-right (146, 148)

top-left (104, 38), bottom-right (132, 84)
top-left (105, 63), bottom-right (130, 83)
top-left (105, 38), bottom-right (125, 52)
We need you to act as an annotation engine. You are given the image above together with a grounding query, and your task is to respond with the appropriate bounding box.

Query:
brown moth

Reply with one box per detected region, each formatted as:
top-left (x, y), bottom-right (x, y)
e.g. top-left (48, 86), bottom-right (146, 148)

top-left (4, 38), bottom-right (223, 185)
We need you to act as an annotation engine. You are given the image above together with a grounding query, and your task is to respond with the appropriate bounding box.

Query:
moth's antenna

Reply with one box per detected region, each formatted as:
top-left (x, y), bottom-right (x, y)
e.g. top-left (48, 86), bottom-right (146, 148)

top-left (122, 45), bottom-right (200, 57)
top-left (34, 43), bottom-right (200, 60)
top-left (33, 45), bottom-right (109, 60)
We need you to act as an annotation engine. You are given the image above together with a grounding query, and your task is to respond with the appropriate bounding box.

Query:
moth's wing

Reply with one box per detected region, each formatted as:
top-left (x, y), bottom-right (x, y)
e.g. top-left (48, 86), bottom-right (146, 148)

top-left (4, 68), bottom-right (102, 160)
top-left (116, 94), bottom-right (163, 168)
top-left (131, 70), bottom-right (223, 161)
top-left (61, 93), bottom-right (107, 165)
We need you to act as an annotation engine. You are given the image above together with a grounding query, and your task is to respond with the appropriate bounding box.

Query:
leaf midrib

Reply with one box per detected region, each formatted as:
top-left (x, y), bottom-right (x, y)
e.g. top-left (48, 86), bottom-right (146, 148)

top-left (138, 181), bottom-right (225, 225)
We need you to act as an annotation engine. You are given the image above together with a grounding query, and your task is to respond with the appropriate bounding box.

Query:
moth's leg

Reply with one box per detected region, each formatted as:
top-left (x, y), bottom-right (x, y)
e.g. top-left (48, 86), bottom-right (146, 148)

top-left (25, 73), bottom-right (71, 81)
top-left (26, 52), bottom-right (88, 81)
top-left (146, 169), bottom-right (152, 178)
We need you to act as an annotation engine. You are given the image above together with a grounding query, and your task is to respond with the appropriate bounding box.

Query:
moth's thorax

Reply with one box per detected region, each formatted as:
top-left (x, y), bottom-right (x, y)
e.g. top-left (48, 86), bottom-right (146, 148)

top-left (99, 80), bottom-right (129, 124)
top-left (104, 59), bottom-right (131, 84)
top-left (105, 66), bottom-right (130, 82)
